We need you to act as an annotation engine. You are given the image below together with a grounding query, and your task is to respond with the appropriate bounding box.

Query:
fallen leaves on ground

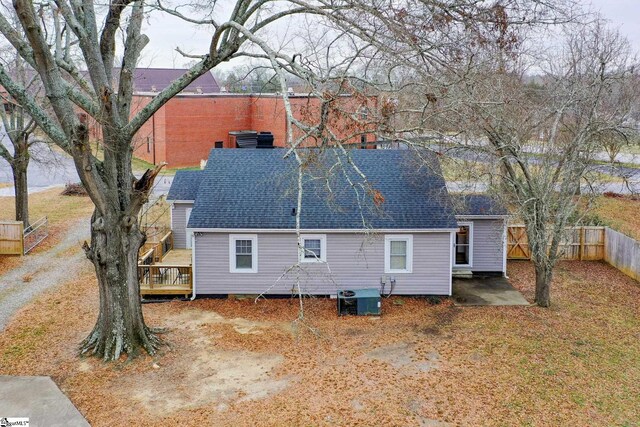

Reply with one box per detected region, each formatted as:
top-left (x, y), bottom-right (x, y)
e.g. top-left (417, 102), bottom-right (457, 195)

top-left (0, 260), bottom-right (638, 426)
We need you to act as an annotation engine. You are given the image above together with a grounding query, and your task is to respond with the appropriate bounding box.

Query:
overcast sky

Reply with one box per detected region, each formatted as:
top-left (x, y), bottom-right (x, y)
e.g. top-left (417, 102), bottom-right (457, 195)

top-left (139, 1), bottom-right (640, 71)
top-left (590, 0), bottom-right (640, 51)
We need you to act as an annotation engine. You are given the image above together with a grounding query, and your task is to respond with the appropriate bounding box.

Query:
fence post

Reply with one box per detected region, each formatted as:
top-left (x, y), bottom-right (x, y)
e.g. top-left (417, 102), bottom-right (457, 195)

top-left (20, 221), bottom-right (24, 255)
top-left (579, 227), bottom-right (584, 261)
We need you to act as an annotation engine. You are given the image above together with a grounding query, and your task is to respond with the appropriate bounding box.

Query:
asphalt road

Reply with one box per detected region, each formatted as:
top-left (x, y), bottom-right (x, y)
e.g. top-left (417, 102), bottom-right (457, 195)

top-left (0, 134), bottom-right (173, 197)
top-left (1, 133), bottom-right (637, 196)
top-left (0, 138), bottom-right (79, 195)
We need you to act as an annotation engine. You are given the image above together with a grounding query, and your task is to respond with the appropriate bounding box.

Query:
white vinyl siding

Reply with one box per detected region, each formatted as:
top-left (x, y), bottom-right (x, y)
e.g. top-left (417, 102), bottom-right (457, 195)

top-left (185, 207), bottom-right (193, 249)
top-left (170, 202), bottom-right (193, 249)
top-left (453, 218), bottom-right (506, 273)
top-left (196, 232), bottom-right (450, 295)
top-left (229, 235), bottom-right (258, 273)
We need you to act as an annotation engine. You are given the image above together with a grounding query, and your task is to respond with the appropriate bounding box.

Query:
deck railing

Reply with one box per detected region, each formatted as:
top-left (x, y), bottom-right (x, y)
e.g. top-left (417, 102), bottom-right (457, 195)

top-left (138, 230), bottom-right (191, 296)
top-left (138, 264), bottom-right (192, 296)
top-left (139, 230), bottom-right (173, 263)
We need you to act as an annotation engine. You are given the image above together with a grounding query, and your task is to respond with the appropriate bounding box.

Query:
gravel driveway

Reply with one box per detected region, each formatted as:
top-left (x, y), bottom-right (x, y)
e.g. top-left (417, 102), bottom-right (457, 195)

top-left (0, 218), bottom-right (91, 331)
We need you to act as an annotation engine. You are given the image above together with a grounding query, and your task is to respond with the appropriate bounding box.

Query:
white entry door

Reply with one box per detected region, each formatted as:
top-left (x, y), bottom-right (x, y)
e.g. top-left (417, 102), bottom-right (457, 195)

top-left (185, 207), bottom-right (193, 249)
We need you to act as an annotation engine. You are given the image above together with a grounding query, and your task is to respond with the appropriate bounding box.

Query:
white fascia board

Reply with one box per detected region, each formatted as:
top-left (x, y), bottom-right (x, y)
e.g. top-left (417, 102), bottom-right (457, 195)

top-left (455, 215), bottom-right (509, 219)
top-left (188, 228), bottom-right (458, 233)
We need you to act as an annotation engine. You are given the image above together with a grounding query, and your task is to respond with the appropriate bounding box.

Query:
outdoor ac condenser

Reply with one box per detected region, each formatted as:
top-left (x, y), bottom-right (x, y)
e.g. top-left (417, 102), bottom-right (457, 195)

top-left (337, 288), bottom-right (381, 316)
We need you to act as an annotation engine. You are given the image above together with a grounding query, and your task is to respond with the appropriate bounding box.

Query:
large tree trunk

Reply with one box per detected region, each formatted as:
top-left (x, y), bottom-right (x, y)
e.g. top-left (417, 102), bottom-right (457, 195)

top-left (11, 156), bottom-right (29, 229)
top-left (80, 209), bottom-right (161, 361)
top-left (534, 263), bottom-right (552, 307)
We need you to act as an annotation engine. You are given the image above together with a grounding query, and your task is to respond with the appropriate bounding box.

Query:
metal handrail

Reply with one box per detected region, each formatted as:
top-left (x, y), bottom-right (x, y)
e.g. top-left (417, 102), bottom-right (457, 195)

top-left (23, 216), bottom-right (48, 254)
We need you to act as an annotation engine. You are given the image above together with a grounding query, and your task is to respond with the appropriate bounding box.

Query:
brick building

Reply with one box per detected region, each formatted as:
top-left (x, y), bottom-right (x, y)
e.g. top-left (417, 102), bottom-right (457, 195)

top-left (86, 68), bottom-right (377, 168)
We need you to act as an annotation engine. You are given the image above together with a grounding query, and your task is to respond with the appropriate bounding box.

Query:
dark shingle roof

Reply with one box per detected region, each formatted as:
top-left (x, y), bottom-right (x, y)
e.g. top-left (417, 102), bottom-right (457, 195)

top-left (452, 194), bottom-right (508, 216)
top-left (186, 148), bottom-right (460, 230)
top-left (167, 170), bottom-right (203, 201)
top-left (131, 68), bottom-right (220, 93)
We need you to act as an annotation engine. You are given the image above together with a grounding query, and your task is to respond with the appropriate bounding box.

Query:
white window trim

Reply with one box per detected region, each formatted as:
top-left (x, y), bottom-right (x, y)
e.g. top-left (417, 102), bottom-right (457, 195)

top-left (298, 234), bottom-right (327, 263)
top-left (229, 234), bottom-right (258, 273)
top-left (384, 234), bottom-right (413, 274)
top-left (453, 221), bottom-right (473, 268)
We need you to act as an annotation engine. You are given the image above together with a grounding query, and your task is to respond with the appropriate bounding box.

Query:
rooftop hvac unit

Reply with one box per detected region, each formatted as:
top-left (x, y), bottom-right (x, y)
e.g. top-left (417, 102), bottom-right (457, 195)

top-left (337, 288), bottom-right (381, 316)
top-left (256, 131), bottom-right (274, 148)
top-left (229, 131), bottom-right (258, 148)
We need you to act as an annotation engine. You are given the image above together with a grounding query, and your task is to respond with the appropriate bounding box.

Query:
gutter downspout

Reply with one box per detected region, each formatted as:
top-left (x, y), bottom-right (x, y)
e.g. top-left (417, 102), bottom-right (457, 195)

top-left (502, 218), bottom-right (509, 278)
top-left (190, 232), bottom-right (197, 300)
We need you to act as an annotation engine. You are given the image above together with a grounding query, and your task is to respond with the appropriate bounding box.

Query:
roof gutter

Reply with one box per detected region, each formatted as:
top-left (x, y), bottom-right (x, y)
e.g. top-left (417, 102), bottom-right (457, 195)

top-left (187, 227), bottom-right (459, 233)
top-left (455, 215), bottom-right (509, 219)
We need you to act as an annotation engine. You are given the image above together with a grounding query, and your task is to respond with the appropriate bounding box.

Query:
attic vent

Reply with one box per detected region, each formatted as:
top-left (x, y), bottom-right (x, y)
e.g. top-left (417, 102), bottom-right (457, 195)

top-left (151, 85), bottom-right (156, 91)
top-left (196, 86), bottom-right (203, 94)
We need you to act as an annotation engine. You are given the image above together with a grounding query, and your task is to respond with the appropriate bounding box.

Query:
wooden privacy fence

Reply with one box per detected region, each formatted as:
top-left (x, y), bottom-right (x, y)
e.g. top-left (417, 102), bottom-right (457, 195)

top-left (507, 225), bottom-right (605, 261)
top-left (0, 221), bottom-right (24, 255)
top-left (508, 225), bottom-right (640, 283)
top-left (604, 228), bottom-right (640, 282)
top-left (0, 217), bottom-right (50, 255)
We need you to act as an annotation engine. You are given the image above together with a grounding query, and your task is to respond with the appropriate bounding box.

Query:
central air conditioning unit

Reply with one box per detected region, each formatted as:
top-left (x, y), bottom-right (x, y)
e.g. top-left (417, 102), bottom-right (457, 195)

top-left (337, 288), bottom-right (381, 316)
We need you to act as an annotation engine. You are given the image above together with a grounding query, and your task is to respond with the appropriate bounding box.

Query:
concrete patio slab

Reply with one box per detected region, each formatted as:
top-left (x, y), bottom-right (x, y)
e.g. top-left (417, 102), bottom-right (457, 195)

top-left (452, 276), bottom-right (530, 306)
top-left (0, 376), bottom-right (89, 427)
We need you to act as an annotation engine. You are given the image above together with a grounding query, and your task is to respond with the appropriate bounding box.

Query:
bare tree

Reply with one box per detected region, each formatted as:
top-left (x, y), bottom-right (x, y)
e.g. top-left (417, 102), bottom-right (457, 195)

top-left (0, 8), bottom-right (42, 229)
top-left (0, 84), bottom-right (38, 229)
top-left (382, 15), bottom-right (636, 306)
top-left (325, 1), bottom-right (637, 307)
top-left (0, 0), bottom-right (367, 360)
top-left (460, 23), bottom-right (636, 307)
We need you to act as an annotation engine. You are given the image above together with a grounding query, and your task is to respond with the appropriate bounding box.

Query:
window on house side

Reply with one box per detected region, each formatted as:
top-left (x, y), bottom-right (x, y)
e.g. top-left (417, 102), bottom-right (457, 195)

top-left (215, 141), bottom-right (223, 149)
top-left (360, 134), bottom-right (368, 149)
top-left (236, 240), bottom-right (252, 268)
top-left (384, 235), bottom-right (413, 273)
top-left (229, 235), bottom-right (258, 273)
top-left (390, 240), bottom-right (407, 270)
top-left (299, 234), bottom-right (327, 262)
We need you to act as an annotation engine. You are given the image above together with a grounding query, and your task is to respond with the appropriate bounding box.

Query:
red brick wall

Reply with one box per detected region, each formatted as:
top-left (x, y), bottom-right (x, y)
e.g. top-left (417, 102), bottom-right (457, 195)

top-left (163, 96), bottom-right (253, 167)
top-left (128, 93), bottom-right (378, 167)
top-left (131, 96), bottom-right (168, 165)
top-left (250, 97), bottom-right (288, 146)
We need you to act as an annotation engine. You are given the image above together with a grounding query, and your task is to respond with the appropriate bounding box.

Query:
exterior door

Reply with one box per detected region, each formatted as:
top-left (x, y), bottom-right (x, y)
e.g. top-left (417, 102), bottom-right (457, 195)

top-left (185, 207), bottom-right (193, 249)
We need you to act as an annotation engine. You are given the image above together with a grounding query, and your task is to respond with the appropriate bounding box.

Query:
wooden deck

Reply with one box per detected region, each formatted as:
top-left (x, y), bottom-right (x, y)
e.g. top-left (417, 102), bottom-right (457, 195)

top-left (138, 235), bottom-right (193, 297)
top-left (157, 249), bottom-right (192, 266)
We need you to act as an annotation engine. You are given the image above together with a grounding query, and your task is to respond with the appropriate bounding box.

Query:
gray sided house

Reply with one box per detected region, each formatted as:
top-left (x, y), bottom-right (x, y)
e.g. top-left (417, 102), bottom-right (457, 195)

top-left (166, 149), bottom-right (507, 297)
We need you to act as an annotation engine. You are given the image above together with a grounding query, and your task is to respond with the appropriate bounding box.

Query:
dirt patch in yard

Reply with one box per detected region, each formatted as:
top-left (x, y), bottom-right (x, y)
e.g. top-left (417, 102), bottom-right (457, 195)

top-left (0, 261), bottom-right (639, 426)
top-left (127, 310), bottom-right (291, 417)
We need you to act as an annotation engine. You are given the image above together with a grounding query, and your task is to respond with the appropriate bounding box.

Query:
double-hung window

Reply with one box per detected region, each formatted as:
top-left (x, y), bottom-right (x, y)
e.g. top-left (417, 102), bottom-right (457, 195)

top-left (229, 235), bottom-right (258, 273)
top-left (384, 235), bottom-right (413, 273)
top-left (299, 234), bottom-right (327, 263)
